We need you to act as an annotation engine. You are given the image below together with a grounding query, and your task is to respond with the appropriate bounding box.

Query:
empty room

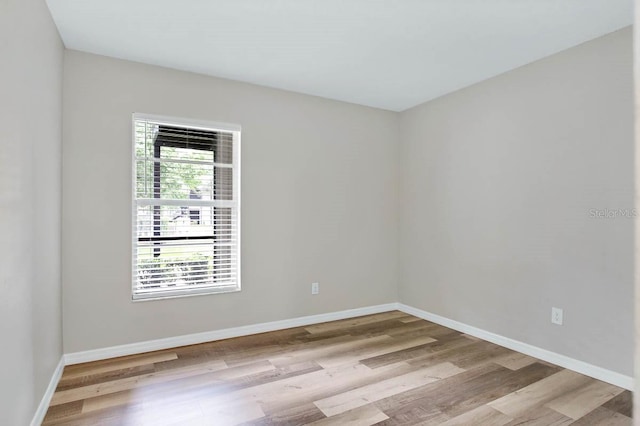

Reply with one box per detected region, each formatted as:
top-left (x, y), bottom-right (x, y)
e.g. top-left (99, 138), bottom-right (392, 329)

top-left (1, 0), bottom-right (636, 425)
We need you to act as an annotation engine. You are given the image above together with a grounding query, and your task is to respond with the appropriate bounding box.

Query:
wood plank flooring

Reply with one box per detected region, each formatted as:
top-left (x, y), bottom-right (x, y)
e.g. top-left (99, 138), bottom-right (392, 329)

top-left (42, 311), bottom-right (632, 425)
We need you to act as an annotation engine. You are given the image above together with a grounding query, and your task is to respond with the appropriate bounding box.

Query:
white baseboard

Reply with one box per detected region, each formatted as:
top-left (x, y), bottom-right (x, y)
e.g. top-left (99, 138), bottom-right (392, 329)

top-left (397, 303), bottom-right (634, 390)
top-left (31, 356), bottom-right (65, 426)
top-left (64, 303), bottom-right (399, 365)
top-left (59, 301), bottom-right (632, 393)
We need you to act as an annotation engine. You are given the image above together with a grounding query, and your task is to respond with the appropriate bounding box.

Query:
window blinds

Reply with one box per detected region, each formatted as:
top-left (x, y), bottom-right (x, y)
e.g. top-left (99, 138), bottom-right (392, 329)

top-left (133, 114), bottom-right (241, 300)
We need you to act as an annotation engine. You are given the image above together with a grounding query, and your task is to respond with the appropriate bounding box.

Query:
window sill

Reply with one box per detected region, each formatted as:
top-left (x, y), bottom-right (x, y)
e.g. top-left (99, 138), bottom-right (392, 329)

top-left (132, 285), bottom-right (241, 302)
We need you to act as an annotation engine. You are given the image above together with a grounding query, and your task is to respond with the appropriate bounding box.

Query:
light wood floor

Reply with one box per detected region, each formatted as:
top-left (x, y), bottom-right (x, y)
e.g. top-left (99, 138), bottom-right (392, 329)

top-left (43, 311), bottom-right (632, 425)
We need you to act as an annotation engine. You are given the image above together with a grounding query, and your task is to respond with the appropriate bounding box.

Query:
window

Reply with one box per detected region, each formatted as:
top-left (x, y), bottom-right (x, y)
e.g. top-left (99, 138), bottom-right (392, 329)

top-left (132, 114), bottom-right (241, 300)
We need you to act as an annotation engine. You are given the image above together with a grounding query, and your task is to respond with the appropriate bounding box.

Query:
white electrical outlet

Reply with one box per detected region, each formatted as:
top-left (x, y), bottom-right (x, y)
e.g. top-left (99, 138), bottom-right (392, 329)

top-left (311, 282), bottom-right (319, 295)
top-left (551, 307), bottom-right (563, 325)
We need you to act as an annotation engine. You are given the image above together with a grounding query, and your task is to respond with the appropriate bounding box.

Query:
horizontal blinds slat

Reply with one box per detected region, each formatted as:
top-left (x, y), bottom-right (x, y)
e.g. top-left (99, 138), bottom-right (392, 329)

top-left (136, 157), bottom-right (234, 168)
top-left (136, 280), bottom-right (235, 294)
top-left (135, 275), bottom-right (238, 284)
top-left (136, 263), bottom-right (237, 269)
top-left (135, 238), bottom-right (238, 245)
top-left (136, 270), bottom-right (237, 277)
top-left (136, 199), bottom-right (236, 207)
top-left (136, 265), bottom-right (237, 272)
top-left (136, 249), bottom-right (237, 255)
top-left (136, 273), bottom-right (237, 280)
top-left (137, 276), bottom-right (237, 284)
top-left (136, 271), bottom-right (237, 278)
top-left (138, 269), bottom-right (236, 274)
top-left (136, 261), bottom-right (237, 268)
top-left (136, 279), bottom-right (238, 287)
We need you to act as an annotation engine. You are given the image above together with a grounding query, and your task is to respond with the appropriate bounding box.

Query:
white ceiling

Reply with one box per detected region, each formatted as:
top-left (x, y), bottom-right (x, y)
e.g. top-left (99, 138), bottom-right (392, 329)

top-left (46, 0), bottom-right (632, 111)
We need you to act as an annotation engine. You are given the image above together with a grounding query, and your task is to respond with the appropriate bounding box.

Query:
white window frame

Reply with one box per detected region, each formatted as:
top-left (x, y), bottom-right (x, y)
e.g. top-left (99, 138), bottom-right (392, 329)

top-left (131, 113), bottom-right (241, 301)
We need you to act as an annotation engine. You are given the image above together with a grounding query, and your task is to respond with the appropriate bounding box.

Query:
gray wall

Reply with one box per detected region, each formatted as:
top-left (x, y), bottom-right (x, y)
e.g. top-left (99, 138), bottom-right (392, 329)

top-left (0, 0), bottom-right (64, 424)
top-left (62, 51), bottom-right (399, 353)
top-left (399, 28), bottom-right (633, 375)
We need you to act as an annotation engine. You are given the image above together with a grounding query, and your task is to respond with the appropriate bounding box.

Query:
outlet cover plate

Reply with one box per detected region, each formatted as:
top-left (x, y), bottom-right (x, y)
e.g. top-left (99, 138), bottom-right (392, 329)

top-left (551, 307), bottom-right (563, 325)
